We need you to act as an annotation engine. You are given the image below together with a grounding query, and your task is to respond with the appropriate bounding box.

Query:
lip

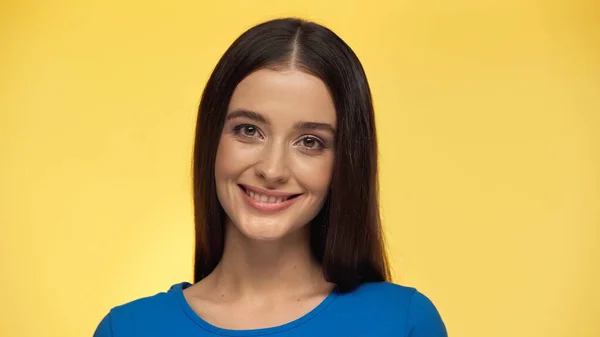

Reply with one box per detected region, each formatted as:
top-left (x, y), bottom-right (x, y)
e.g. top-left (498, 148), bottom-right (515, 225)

top-left (238, 184), bottom-right (302, 213)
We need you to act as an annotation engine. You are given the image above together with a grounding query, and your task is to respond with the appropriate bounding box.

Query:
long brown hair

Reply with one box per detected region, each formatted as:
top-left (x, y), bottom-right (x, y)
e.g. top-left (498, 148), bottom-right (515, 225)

top-left (192, 18), bottom-right (390, 292)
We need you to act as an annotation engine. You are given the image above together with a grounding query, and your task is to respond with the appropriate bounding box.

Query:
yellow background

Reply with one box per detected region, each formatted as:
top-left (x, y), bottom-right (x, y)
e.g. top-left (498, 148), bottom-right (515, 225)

top-left (1, 0), bottom-right (598, 336)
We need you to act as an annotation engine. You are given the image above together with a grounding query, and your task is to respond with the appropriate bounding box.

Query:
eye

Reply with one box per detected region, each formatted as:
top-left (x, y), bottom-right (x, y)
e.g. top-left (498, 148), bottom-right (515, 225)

top-left (232, 124), bottom-right (262, 139)
top-left (296, 136), bottom-right (325, 150)
top-left (241, 125), bottom-right (257, 136)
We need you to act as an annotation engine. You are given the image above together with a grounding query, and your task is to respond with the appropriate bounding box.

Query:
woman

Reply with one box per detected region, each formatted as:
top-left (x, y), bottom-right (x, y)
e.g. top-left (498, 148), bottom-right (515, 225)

top-left (94, 17), bottom-right (447, 337)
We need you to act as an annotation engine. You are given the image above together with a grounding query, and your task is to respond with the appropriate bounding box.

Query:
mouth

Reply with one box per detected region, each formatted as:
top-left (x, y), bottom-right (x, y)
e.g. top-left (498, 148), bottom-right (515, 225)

top-left (237, 184), bottom-right (302, 212)
top-left (238, 184), bottom-right (302, 203)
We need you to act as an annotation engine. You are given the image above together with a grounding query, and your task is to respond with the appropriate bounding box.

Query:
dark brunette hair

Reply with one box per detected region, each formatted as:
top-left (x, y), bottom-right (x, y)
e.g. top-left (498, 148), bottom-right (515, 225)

top-left (192, 17), bottom-right (390, 292)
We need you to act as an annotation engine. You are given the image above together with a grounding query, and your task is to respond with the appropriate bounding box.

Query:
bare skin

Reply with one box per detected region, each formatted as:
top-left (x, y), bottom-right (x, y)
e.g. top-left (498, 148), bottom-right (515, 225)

top-left (183, 68), bottom-right (337, 330)
top-left (183, 220), bottom-right (334, 329)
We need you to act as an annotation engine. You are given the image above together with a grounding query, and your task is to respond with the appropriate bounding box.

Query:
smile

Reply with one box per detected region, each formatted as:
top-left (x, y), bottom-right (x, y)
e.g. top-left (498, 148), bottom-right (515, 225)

top-left (238, 184), bottom-right (302, 212)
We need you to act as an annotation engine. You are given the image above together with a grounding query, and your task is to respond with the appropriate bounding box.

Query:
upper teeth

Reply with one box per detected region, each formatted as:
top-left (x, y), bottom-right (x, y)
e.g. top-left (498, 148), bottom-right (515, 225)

top-left (246, 190), bottom-right (287, 204)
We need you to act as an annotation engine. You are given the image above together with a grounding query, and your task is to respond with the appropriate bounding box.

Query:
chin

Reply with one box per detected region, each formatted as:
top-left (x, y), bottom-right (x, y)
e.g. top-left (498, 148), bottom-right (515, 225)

top-left (230, 217), bottom-right (306, 243)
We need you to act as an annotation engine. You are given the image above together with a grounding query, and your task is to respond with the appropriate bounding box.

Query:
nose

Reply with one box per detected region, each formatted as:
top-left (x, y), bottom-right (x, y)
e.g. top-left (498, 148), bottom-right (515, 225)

top-left (254, 141), bottom-right (290, 185)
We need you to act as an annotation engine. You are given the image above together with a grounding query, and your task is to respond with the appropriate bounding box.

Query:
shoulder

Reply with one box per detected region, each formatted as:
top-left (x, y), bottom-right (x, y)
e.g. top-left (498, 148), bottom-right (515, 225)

top-left (338, 281), bottom-right (417, 308)
top-left (93, 283), bottom-right (190, 337)
top-left (334, 282), bottom-right (447, 337)
top-left (110, 283), bottom-right (183, 319)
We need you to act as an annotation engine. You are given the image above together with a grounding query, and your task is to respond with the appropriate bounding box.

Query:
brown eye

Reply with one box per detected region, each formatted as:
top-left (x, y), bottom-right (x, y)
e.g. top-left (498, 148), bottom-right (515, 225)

top-left (232, 124), bottom-right (261, 138)
top-left (242, 125), bottom-right (257, 136)
top-left (298, 136), bottom-right (324, 149)
top-left (303, 137), bottom-right (316, 148)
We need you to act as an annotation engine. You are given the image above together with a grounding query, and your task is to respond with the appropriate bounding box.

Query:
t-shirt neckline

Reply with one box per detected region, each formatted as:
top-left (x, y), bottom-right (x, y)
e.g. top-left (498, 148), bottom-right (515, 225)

top-left (171, 282), bottom-right (339, 336)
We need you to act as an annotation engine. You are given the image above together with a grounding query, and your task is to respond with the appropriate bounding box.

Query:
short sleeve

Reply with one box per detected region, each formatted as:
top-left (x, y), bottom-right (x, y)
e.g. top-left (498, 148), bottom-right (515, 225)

top-left (93, 312), bottom-right (114, 337)
top-left (405, 291), bottom-right (447, 337)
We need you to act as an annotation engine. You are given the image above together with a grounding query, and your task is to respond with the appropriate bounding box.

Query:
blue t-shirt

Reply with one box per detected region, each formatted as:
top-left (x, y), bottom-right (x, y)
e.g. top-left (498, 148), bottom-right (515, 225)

top-left (94, 281), bottom-right (447, 337)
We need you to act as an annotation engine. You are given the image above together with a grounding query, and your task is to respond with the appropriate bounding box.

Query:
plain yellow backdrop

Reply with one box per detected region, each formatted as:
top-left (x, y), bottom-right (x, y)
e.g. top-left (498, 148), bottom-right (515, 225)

top-left (1, 0), bottom-right (598, 336)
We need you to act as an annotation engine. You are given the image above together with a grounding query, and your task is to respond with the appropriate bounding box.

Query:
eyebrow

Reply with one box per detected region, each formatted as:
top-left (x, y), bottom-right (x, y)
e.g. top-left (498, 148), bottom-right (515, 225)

top-left (226, 109), bottom-right (270, 124)
top-left (294, 121), bottom-right (336, 134)
top-left (226, 109), bottom-right (336, 135)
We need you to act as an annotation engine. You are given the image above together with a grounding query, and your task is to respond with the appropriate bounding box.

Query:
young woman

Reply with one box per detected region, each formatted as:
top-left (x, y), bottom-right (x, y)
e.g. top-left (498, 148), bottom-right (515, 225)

top-left (94, 18), bottom-right (447, 337)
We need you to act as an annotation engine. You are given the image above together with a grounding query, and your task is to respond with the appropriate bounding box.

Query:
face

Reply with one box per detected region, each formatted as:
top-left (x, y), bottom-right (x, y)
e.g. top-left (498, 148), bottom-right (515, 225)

top-left (214, 68), bottom-right (336, 242)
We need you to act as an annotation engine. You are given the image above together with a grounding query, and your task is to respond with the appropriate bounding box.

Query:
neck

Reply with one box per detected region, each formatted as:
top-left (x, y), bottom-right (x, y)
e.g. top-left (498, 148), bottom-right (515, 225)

top-left (207, 218), bottom-right (328, 299)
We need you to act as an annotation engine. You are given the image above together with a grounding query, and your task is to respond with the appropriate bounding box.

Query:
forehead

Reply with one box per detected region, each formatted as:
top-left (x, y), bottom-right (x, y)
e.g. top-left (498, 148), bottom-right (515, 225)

top-left (228, 68), bottom-right (336, 126)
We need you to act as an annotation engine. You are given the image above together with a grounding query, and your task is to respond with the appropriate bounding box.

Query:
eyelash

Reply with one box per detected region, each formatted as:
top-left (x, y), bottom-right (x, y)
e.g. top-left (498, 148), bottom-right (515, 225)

top-left (232, 124), bottom-right (263, 139)
top-left (231, 124), bottom-right (327, 151)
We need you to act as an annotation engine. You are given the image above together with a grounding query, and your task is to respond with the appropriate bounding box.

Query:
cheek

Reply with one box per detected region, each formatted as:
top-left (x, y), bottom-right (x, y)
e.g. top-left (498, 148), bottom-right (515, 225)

top-left (215, 137), bottom-right (242, 183)
top-left (291, 153), bottom-right (334, 196)
top-left (215, 136), bottom-right (260, 181)
top-left (214, 138), bottom-right (231, 181)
